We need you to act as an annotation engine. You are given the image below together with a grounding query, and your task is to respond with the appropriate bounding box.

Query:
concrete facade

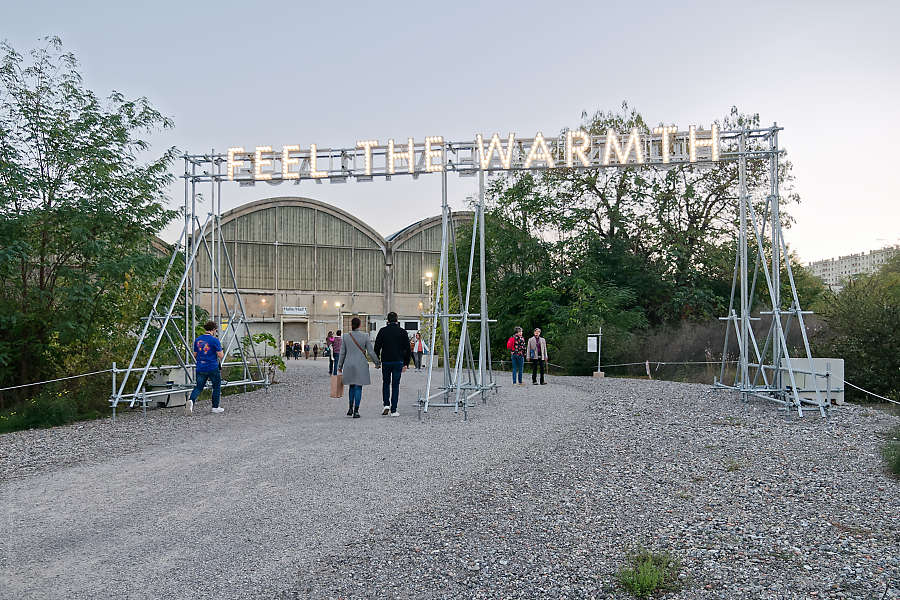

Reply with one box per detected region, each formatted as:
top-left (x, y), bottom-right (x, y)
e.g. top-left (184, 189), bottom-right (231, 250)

top-left (191, 196), bottom-right (470, 352)
top-left (807, 244), bottom-right (899, 291)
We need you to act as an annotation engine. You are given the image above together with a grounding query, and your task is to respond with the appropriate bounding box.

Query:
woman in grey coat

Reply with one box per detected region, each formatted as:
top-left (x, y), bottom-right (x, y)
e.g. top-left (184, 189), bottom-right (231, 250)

top-left (337, 317), bottom-right (380, 418)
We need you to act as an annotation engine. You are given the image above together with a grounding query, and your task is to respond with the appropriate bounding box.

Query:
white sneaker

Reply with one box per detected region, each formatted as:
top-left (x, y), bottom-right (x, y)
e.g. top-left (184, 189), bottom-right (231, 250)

top-left (211, 407), bottom-right (225, 413)
top-left (390, 411), bottom-right (400, 417)
top-left (184, 399), bottom-right (193, 416)
top-left (382, 406), bottom-right (390, 415)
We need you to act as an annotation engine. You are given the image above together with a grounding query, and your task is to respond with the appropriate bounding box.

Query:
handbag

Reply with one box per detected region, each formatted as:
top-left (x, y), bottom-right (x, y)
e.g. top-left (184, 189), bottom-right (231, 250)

top-left (330, 374), bottom-right (344, 398)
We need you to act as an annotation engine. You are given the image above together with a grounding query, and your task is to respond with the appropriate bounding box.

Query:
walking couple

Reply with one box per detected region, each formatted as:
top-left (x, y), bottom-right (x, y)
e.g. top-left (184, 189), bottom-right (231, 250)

top-left (507, 327), bottom-right (549, 386)
top-left (338, 312), bottom-right (412, 418)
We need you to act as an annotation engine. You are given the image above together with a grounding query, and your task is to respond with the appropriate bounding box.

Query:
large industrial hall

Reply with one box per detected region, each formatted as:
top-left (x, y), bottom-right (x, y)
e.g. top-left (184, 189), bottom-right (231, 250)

top-left (192, 196), bottom-right (470, 352)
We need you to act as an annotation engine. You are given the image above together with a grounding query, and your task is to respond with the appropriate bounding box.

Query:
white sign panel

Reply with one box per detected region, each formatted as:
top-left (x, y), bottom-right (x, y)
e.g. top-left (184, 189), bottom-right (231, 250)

top-left (282, 306), bottom-right (309, 316)
top-left (587, 336), bottom-right (598, 353)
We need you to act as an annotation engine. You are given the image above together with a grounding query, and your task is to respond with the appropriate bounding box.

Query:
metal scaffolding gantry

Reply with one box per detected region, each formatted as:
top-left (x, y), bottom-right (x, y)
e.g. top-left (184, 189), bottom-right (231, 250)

top-left (112, 123), bottom-right (827, 418)
top-left (713, 126), bottom-right (829, 417)
top-left (109, 153), bottom-right (268, 416)
top-left (419, 166), bottom-right (498, 419)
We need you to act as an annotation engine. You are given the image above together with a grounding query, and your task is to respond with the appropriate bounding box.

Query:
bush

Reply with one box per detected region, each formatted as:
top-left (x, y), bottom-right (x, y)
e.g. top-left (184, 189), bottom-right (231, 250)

top-left (0, 383), bottom-right (108, 434)
top-left (617, 549), bottom-right (681, 598)
top-left (814, 261), bottom-right (900, 403)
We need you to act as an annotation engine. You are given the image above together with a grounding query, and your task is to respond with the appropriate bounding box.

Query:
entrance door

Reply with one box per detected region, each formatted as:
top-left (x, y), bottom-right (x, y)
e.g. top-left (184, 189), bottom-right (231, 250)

top-left (283, 321), bottom-right (308, 349)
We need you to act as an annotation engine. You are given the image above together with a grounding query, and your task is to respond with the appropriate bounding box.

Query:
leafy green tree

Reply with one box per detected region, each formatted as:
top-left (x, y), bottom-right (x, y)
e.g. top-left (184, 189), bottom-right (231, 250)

top-left (242, 332), bottom-right (286, 383)
top-left (0, 38), bottom-right (176, 404)
top-left (815, 257), bottom-right (900, 401)
top-left (487, 104), bottom-right (799, 327)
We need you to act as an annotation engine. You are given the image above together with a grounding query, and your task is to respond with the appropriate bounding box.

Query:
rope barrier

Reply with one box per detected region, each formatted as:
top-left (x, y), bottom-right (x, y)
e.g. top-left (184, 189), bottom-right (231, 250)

top-left (845, 380), bottom-right (900, 405)
top-left (598, 360), bottom-right (740, 369)
top-left (0, 369), bottom-right (113, 393)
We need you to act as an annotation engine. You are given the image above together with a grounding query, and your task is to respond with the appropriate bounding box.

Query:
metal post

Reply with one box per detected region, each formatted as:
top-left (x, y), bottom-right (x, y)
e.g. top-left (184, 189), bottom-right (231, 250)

top-left (111, 361), bottom-right (116, 420)
top-left (738, 131), bottom-right (749, 400)
top-left (210, 150), bottom-right (217, 332)
top-left (454, 209), bottom-right (479, 410)
top-left (477, 170), bottom-right (487, 392)
top-left (440, 167), bottom-right (452, 399)
top-left (770, 126), bottom-right (782, 397)
top-left (597, 328), bottom-right (603, 374)
top-left (191, 161), bottom-right (197, 355)
top-left (184, 157), bottom-right (191, 376)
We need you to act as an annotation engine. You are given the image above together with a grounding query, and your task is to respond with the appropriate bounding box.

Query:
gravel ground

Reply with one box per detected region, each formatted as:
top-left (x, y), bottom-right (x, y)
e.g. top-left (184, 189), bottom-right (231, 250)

top-left (1, 361), bottom-right (898, 599)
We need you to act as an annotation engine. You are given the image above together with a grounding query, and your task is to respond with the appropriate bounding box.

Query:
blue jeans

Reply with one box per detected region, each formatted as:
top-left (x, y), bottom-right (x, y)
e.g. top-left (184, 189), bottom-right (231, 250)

top-left (331, 353), bottom-right (340, 375)
top-left (511, 355), bottom-right (524, 384)
top-left (348, 384), bottom-right (362, 409)
top-left (189, 369), bottom-right (221, 408)
top-left (381, 361), bottom-right (404, 412)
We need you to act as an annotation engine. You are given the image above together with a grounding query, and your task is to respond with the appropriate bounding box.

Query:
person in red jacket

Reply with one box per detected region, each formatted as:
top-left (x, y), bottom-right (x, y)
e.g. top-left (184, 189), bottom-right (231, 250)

top-left (507, 327), bottom-right (526, 386)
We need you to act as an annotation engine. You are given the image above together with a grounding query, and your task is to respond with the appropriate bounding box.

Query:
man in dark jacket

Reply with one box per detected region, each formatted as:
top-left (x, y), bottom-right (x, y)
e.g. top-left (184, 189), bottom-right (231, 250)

top-left (374, 312), bottom-right (412, 417)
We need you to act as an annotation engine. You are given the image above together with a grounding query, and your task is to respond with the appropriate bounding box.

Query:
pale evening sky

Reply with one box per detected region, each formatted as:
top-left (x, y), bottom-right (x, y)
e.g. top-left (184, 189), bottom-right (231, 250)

top-left (4, 0), bottom-right (898, 262)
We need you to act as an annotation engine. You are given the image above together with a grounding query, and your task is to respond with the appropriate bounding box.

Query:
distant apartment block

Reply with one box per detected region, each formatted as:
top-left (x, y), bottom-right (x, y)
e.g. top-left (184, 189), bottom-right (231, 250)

top-left (807, 244), bottom-right (899, 291)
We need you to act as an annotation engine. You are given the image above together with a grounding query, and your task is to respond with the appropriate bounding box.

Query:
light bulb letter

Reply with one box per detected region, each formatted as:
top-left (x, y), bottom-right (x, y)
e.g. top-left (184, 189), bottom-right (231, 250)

top-left (282, 145), bottom-right (300, 179)
top-left (689, 124), bottom-right (719, 162)
top-left (309, 144), bottom-right (327, 178)
top-left (388, 138), bottom-right (415, 174)
top-left (227, 147), bottom-right (245, 180)
top-left (356, 140), bottom-right (378, 176)
top-left (565, 130), bottom-right (591, 168)
top-left (524, 132), bottom-right (555, 168)
top-left (652, 126), bottom-right (677, 163)
top-left (424, 136), bottom-right (444, 172)
top-left (255, 146), bottom-right (273, 180)
top-left (603, 128), bottom-right (644, 165)
top-left (475, 133), bottom-right (516, 170)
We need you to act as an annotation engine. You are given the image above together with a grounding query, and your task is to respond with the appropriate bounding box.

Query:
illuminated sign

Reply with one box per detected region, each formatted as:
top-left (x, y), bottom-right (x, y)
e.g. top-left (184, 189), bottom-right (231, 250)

top-left (227, 126), bottom-right (720, 183)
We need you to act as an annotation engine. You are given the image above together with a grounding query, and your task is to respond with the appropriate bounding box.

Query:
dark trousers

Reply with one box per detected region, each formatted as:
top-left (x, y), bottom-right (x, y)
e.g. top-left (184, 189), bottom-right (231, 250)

top-left (413, 351), bottom-right (423, 370)
top-left (531, 358), bottom-right (545, 384)
top-left (189, 369), bottom-right (221, 408)
top-left (331, 353), bottom-right (340, 375)
top-left (381, 361), bottom-right (404, 411)
top-left (348, 384), bottom-right (362, 409)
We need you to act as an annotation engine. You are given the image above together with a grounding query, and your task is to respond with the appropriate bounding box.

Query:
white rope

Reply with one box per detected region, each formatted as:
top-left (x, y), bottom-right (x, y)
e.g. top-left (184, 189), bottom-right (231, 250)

top-left (599, 360), bottom-right (739, 369)
top-left (845, 380), bottom-right (900, 405)
top-left (0, 369), bottom-right (112, 393)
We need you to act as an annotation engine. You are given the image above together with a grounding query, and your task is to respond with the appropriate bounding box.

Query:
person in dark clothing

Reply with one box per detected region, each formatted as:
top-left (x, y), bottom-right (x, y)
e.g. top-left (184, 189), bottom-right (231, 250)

top-left (373, 312), bottom-right (412, 417)
top-left (312, 343), bottom-right (319, 360)
top-left (527, 327), bottom-right (549, 385)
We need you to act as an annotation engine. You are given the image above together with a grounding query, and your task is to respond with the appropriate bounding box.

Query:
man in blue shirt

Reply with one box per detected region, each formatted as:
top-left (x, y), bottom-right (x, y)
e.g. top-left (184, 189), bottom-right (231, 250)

top-left (186, 321), bottom-right (225, 415)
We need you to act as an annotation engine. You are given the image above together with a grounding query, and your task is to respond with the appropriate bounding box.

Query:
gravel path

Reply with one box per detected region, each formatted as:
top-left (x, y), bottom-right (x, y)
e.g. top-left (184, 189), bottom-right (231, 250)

top-left (1, 361), bottom-right (898, 599)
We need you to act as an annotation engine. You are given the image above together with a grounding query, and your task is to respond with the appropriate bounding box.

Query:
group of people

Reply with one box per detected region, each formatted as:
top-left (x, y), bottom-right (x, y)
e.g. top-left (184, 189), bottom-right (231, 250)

top-left (284, 341), bottom-right (320, 360)
top-left (334, 312), bottom-right (413, 418)
top-left (183, 317), bottom-right (551, 418)
top-left (507, 327), bottom-right (549, 386)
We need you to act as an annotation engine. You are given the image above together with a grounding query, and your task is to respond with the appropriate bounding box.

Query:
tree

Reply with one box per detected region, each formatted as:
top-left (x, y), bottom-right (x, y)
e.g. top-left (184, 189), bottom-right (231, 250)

top-left (0, 38), bottom-right (177, 401)
top-left (487, 103), bottom-right (799, 326)
top-left (815, 258), bottom-right (900, 401)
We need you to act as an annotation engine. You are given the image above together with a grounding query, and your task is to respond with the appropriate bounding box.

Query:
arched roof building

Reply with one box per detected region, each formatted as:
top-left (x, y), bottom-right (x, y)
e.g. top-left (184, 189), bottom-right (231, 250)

top-left (192, 196), bottom-right (470, 350)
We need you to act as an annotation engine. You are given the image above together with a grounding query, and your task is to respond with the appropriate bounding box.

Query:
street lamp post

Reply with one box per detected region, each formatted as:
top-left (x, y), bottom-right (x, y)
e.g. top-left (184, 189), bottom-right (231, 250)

top-left (334, 301), bottom-right (343, 331)
top-left (422, 271), bottom-right (434, 367)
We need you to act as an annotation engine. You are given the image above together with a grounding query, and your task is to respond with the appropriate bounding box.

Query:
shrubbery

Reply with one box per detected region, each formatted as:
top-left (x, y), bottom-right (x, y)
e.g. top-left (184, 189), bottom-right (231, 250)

top-left (0, 381), bottom-right (108, 434)
top-left (814, 255), bottom-right (900, 402)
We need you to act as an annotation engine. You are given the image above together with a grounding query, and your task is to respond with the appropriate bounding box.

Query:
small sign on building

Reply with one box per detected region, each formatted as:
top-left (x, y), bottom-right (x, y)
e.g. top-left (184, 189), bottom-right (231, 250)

top-left (282, 306), bottom-right (309, 316)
